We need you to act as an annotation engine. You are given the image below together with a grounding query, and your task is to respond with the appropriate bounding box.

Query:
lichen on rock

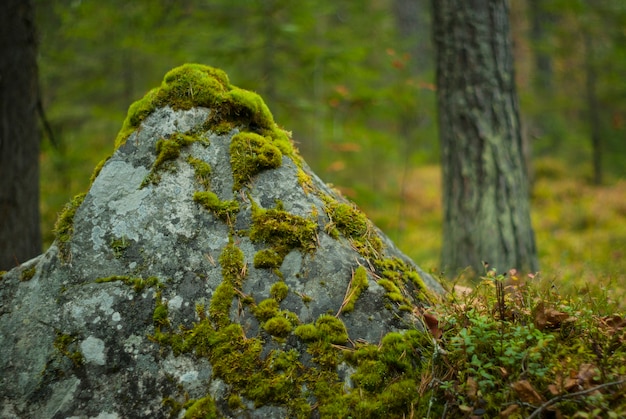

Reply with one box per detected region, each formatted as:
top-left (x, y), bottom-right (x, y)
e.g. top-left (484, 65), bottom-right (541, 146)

top-left (0, 64), bottom-right (444, 418)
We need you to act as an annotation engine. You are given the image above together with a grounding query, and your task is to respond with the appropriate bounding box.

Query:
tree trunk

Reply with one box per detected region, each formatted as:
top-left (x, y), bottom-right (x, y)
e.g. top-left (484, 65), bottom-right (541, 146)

top-left (583, 31), bottom-right (602, 185)
top-left (0, 0), bottom-right (42, 269)
top-left (432, 0), bottom-right (538, 275)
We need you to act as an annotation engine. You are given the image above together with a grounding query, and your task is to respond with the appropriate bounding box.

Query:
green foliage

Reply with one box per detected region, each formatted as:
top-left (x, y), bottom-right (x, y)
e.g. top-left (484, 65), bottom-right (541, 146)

top-left (423, 270), bottom-right (626, 417)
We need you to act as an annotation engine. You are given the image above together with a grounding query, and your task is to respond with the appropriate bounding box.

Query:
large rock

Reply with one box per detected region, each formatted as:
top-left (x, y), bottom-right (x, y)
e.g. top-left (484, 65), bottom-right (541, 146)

top-left (0, 64), bottom-right (444, 418)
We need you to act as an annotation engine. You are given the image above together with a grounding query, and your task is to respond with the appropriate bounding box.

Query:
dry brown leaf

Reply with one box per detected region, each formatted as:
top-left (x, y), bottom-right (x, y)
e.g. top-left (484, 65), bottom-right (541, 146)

top-left (533, 302), bottom-right (572, 330)
top-left (577, 363), bottom-right (599, 388)
top-left (511, 380), bottom-right (544, 404)
top-left (564, 377), bottom-right (579, 391)
top-left (423, 312), bottom-right (442, 339)
top-left (548, 384), bottom-right (560, 396)
top-left (466, 376), bottom-right (478, 400)
top-left (499, 404), bottom-right (519, 417)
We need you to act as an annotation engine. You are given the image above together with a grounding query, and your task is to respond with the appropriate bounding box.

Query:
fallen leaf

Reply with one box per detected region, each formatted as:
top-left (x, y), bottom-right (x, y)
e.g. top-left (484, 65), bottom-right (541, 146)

top-left (511, 380), bottom-right (544, 404)
top-left (423, 312), bottom-right (442, 339)
top-left (466, 377), bottom-right (478, 400)
top-left (499, 404), bottom-right (519, 417)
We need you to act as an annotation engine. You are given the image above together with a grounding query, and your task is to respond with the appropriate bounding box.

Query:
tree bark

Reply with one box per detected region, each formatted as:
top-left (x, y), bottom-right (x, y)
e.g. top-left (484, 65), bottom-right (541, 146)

top-left (0, 0), bottom-right (42, 269)
top-left (583, 31), bottom-right (602, 185)
top-left (432, 0), bottom-right (538, 275)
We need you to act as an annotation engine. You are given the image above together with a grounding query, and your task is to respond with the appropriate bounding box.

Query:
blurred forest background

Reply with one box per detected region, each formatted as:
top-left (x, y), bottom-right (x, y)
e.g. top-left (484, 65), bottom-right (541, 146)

top-left (35, 0), bottom-right (625, 297)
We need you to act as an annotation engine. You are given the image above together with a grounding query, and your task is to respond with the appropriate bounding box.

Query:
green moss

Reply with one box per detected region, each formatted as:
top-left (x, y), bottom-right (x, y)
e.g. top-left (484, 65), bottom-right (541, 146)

top-left (374, 257), bottom-right (434, 305)
top-left (141, 133), bottom-right (201, 188)
top-left (294, 323), bottom-right (319, 342)
top-left (315, 314), bottom-right (348, 344)
top-left (270, 281), bottom-right (289, 302)
top-left (342, 266), bottom-right (369, 313)
top-left (295, 314), bottom-right (348, 345)
top-left (328, 202), bottom-right (368, 237)
top-left (115, 64), bottom-right (230, 148)
top-left (153, 303), bottom-right (169, 327)
top-left (323, 196), bottom-right (383, 260)
top-left (110, 236), bottom-right (130, 259)
top-left (253, 248), bottom-right (283, 270)
top-left (253, 298), bottom-right (279, 322)
top-left (114, 64), bottom-right (295, 161)
top-left (209, 241), bottom-right (245, 327)
top-left (186, 156), bottom-right (212, 189)
top-left (53, 193), bottom-right (87, 262)
top-left (20, 266), bottom-right (36, 282)
top-left (229, 132), bottom-right (282, 190)
top-left (53, 333), bottom-right (84, 367)
top-left (263, 315), bottom-right (293, 337)
top-left (95, 275), bottom-right (160, 292)
top-left (249, 201), bottom-right (317, 267)
top-left (193, 191), bottom-right (239, 222)
top-left (183, 395), bottom-right (219, 419)
top-left (89, 156), bottom-right (110, 184)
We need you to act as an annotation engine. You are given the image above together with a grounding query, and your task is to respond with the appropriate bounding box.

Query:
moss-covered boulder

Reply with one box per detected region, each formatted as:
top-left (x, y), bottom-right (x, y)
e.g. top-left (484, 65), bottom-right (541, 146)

top-left (0, 64), bottom-right (444, 418)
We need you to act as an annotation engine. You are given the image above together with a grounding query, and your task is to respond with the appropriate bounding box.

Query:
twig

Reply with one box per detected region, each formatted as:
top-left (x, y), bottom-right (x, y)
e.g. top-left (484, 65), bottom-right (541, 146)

top-left (527, 378), bottom-right (626, 419)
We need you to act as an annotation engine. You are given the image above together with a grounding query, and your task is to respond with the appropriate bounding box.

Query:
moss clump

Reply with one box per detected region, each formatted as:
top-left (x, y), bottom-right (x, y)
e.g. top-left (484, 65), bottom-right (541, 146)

top-left (20, 266), bottom-right (36, 282)
top-left (328, 202), bottom-right (368, 237)
top-left (270, 281), bottom-right (289, 302)
top-left (153, 303), bottom-right (169, 327)
top-left (187, 156), bottom-right (212, 189)
top-left (263, 315), bottom-right (293, 337)
top-left (295, 314), bottom-right (348, 345)
top-left (141, 133), bottom-right (202, 187)
top-left (183, 395), bottom-right (219, 419)
top-left (249, 201), bottom-right (318, 267)
top-left (115, 64), bottom-right (230, 148)
top-left (253, 248), bottom-right (283, 270)
top-left (253, 298), bottom-right (280, 322)
top-left (374, 257), bottom-right (434, 305)
top-left (54, 192), bottom-right (87, 262)
top-left (229, 132), bottom-right (282, 190)
top-left (95, 275), bottom-right (161, 292)
top-left (53, 333), bottom-right (84, 367)
top-left (341, 266), bottom-right (369, 313)
top-left (110, 236), bottom-right (130, 259)
top-left (115, 64), bottom-right (294, 159)
top-left (323, 196), bottom-right (383, 260)
top-left (193, 191), bottom-right (239, 222)
top-left (209, 241), bottom-right (245, 327)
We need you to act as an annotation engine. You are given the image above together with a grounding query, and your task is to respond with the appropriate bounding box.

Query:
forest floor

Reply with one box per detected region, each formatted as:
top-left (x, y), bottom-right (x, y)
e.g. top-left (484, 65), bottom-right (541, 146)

top-left (362, 159), bottom-right (626, 310)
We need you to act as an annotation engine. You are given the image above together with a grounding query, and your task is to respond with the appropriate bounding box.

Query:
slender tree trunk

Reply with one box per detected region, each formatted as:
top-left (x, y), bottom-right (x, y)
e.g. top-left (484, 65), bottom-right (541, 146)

top-left (0, 0), bottom-right (42, 270)
top-left (528, 0), bottom-right (553, 92)
top-left (432, 0), bottom-right (538, 275)
top-left (583, 32), bottom-right (602, 185)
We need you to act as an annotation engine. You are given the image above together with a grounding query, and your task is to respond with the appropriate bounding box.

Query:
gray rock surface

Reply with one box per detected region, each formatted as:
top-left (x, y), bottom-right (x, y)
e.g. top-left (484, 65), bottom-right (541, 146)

top-left (0, 64), bottom-right (444, 418)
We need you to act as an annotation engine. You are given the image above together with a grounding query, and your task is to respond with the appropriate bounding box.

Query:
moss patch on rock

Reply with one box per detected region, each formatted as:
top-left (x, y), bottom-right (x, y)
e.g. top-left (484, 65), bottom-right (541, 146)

top-left (53, 193), bottom-right (87, 262)
top-left (193, 191), bottom-right (239, 222)
top-left (324, 196), bottom-right (383, 260)
top-left (229, 132), bottom-right (282, 190)
top-left (249, 200), bottom-right (318, 267)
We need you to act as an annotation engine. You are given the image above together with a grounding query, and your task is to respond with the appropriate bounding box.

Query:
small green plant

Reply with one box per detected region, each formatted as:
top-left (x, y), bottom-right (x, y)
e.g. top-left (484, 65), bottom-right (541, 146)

top-left (423, 269), bottom-right (626, 418)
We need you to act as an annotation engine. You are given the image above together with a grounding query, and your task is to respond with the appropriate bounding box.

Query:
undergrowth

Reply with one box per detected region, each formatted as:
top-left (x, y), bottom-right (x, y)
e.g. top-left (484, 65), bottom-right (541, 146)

top-left (420, 269), bottom-right (626, 418)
